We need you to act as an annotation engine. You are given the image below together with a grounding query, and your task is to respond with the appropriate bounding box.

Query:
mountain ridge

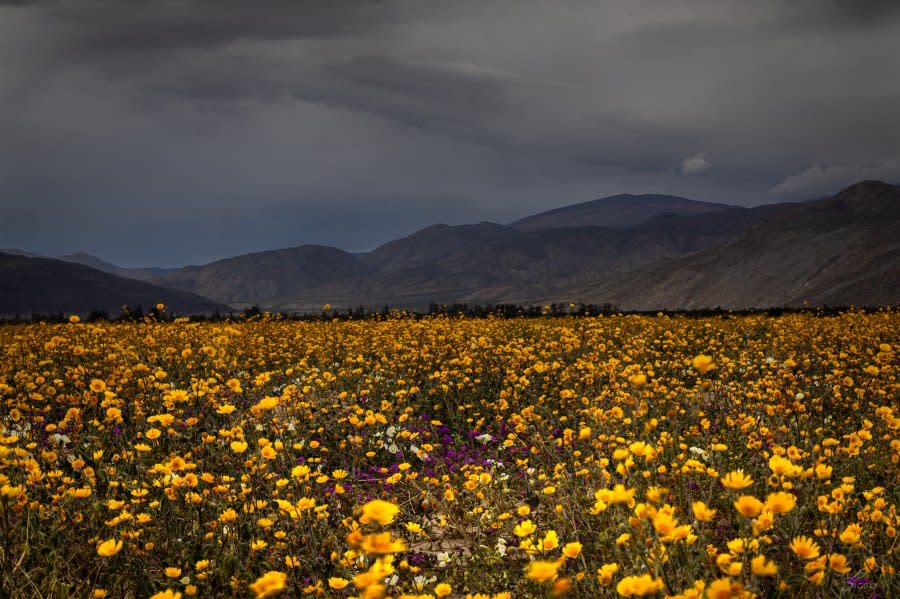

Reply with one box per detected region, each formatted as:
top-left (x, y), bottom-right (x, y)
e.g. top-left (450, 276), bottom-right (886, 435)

top-left (3, 182), bottom-right (895, 314)
top-left (0, 252), bottom-right (231, 317)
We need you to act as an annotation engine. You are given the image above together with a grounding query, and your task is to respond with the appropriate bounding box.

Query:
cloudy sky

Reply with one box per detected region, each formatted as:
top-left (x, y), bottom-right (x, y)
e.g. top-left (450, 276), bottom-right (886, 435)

top-left (2, 0), bottom-right (899, 266)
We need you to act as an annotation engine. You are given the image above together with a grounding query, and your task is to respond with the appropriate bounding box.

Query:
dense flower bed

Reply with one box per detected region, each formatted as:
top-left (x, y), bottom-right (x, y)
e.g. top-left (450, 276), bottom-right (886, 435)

top-left (0, 311), bottom-right (897, 598)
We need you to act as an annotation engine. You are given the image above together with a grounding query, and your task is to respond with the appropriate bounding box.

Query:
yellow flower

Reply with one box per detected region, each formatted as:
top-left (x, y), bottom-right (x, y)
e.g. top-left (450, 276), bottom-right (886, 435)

top-left (284, 555), bottom-right (300, 568)
top-left (220, 508), bottom-right (238, 523)
top-left (360, 499), bottom-right (400, 526)
top-left (230, 440), bottom-right (248, 453)
top-left (515, 519), bottom-right (537, 537)
top-left (360, 532), bottom-right (407, 554)
top-left (249, 571), bottom-right (287, 599)
top-left (260, 446), bottom-right (277, 460)
top-left (597, 563), bottom-right (619, 585)
top-left (96, 539), bottom-right (122, 557)
top-left (541, 530), bottom-right (560, 552)
top-left (216, 404), bottom-right (236, 415)
top-left (828, 553), bottom-right (851, 574)
top-left (552, 578), bottom-right (572, 596)
top-left (562, 542), bottom-right (582, 559)
top-left (691, 501), bottom-right (717, 522)
top-left (764, 491), bottom-right (796, 513)
top-left (706, 578), bottom-right (739, 599)
top-left (434, 583), bottom-right (452, 597)
top-left (733, 495), bottom-right (764, 517)
top-left (751, 555), bottom-right (778, 576)
top-left (839, 523), bottom-right (862, 545)
top-left (525, 559), bottom-right (562, 583)
top-left (691, 354), bottom-right (715, 374)
top-left (616, 574), bottom-right (664, 596)
top-left (1, 485), bottom-right (25, 499)
top-left (90, 379), bottom-right (107, 393)
top-left (145, 428), bottom-right (162, 440)
top-left (768, 455), bottom-right (801, 477)
top-left (149, 591), bottom-right (181, 599)
top-left (789, 536), bottom-right (820, 560)
top-left (721, 470), bottom-right (754, 490)
top-left (164, 567), bottom-right (182, 578)
top-left (815, 463), bottom-right (833, 480)
top-left (328, 577), bottom-right (350, 590)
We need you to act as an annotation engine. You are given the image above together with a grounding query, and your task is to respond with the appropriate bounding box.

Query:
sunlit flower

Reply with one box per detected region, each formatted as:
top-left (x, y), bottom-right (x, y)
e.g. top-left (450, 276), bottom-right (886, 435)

top-left (764, 491), bottom-right (796, 513)
top-left (96, 539), bottom-right (122, 557)
top-left (249, 571), bottom-right (287, 599)
top-left (616, 574), bottom-right (664, 596)
top-left (691, 501), bottom-right (717, 522)
top-left (525, 559), bottom-right (562, 583)
top-left (839, 523), bottom-right (862, 545)
top-left (721, 470), bottom-right (754, 490)
top-left (789, 536), bottom-right (821, 560)
top-left (751, 555), bottom-right (778, 576)
top-left (562, 542), bottom-right (582, 559)
top-left (691, 354), bottom-right (715, 374)
top-left (360, 499), bottom-right (400, 526)
top-left (734, 495), bottom-right (764, 517)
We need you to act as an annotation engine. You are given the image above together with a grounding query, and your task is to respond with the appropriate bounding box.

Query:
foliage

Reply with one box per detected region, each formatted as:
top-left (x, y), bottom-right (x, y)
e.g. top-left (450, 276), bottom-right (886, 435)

top-left (0, 311), bottom-right (897, 598)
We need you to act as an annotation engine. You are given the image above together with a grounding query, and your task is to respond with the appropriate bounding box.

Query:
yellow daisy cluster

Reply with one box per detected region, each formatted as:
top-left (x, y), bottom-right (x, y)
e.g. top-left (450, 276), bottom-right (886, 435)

top-left (0, 310), bottom-right (897, 597)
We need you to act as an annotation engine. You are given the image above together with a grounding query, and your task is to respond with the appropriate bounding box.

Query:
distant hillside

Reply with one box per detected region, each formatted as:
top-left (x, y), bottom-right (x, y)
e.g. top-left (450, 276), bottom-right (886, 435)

top-left (0, 253), bottom-right (231, 317)
top-left (155, 245), bottom-right (372, 307)
top-left (56, 252), bottom-right (176, 281)
top-left (1, 249), bottom-right (174, 282)
top-left (270, 202), bottom-right (796, 311)
top-left (11, 182), bottom-right (893, 314)
top-left (580, 181), bottom-right (900, 309)
top-left (509, 193), bottom-right (731, 231)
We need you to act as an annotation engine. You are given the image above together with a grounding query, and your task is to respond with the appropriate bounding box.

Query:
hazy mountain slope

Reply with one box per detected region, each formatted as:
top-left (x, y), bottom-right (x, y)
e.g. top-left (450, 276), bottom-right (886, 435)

top-left (274, 203), bottom-right (796, 311)
top-left (57, 252), bottom-right (175, 281)
top-left (0, 253), bottom-right (231, 317)
top-left (582, 181), bottom-right (899, 309)
top-left (509, 193), bottom-right (731, 231)
top-left (155, 245), bottom-right (372, 307)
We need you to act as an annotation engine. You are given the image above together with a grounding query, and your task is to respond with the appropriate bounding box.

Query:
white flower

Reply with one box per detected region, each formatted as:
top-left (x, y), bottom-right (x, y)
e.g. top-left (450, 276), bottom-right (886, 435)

top-left (436, 551), bottom-right (451, 568)
top-left (475, 433), bottom-right (493, 444)
top-left (689, 446), bottom-right (709, 461)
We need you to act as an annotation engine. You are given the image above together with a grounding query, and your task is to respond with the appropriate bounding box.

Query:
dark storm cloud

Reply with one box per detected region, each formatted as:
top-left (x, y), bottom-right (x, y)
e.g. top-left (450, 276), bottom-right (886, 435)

top-left (2, 0), bottom-right (899, 266)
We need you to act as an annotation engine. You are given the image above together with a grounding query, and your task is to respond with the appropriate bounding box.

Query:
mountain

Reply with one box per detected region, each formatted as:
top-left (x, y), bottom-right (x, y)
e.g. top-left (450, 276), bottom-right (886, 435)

top-left (579, 181), bottom-right (900, 309)
top-left (10, 182), bottom-right (892, 314)
top-left (1, 249), bottom-right (174, 282)
top-left (155, 245), bottom-right (372, 308)
top-left (509, 193), bottom-right (731, 231)
top-left (56, 252), bottom-right (176, 281)
top-left (0, 252), bottom-right (231, 317)
top-left (268, 202), bottom-right (796, 311)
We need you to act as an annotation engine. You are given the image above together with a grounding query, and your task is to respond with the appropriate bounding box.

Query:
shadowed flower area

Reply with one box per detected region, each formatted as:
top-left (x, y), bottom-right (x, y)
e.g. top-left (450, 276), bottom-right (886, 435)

top-left (0, 311), bottom-right (897, 597)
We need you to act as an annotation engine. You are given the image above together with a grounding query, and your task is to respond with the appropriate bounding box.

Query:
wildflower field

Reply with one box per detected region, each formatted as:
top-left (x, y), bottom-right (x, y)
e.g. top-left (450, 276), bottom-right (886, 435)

top-left (1, 311), bottom-right (897, 599)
